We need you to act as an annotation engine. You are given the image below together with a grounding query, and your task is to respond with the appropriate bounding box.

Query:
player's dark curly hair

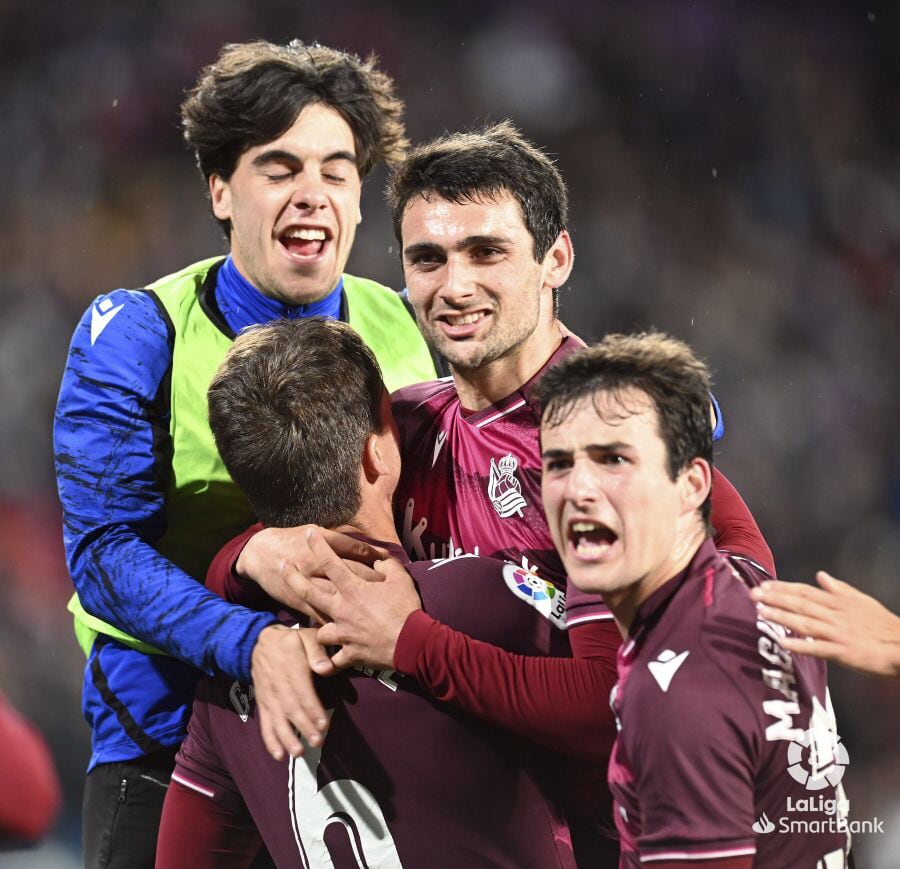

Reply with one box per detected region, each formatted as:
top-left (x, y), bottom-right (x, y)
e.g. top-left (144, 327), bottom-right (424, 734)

top-left (386, 120), bottom-right (568, 266)
top-left (537, 332), bottom-right (714, 524)
top-left (182, 40), bottom-right (408, 236)
top-left (208, 318), bottom-right (385, 529)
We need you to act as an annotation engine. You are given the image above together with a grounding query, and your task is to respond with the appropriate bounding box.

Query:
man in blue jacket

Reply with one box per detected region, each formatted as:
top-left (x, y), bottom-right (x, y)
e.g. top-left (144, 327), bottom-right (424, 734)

top-left (54, 39), bottom-right (437, 868)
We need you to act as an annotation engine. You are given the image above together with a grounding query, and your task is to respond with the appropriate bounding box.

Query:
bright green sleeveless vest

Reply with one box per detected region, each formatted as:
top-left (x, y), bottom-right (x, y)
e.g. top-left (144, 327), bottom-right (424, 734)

top-left (69, 256), bottom-right (437, 656)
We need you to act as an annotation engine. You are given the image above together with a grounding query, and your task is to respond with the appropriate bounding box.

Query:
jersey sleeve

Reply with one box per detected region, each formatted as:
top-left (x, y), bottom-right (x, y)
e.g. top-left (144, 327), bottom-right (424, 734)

top-left (710, 467), bottom-right (776, 577)
top-left (393, 611), bottom-right (617, 763)
top-left (54, 291), bottom-right (275, 681)
top-left (205, 522), bottom-right (267, 607)
top-left (621, 665), bottom-right (759, 864)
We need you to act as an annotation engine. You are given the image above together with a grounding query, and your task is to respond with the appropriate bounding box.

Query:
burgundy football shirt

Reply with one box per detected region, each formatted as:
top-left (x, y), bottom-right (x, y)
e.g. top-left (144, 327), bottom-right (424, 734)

top-left (609, 539), bottom-right (849, 867)
top-left (174, 545), bottom-right (576, 868)
top-left (392, 336), bottom-right (600, 602)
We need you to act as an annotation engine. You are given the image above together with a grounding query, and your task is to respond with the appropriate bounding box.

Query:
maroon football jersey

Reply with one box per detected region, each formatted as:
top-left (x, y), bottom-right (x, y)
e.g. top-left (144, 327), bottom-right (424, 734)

top-left (609, 539), bottom-right (850, 867)
top-left (393, 335), bottom-right (612, 625)
top-left (174, 546), bottom-right (576, 868)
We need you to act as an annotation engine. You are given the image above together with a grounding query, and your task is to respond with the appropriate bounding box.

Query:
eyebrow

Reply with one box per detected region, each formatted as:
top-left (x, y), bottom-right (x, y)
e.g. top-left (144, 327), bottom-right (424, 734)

top-left (403, 234), bottom-right (510, 259)
top-left (541, 441), bottom-right (631, 460)
top-left (251, 148), bottom-right (357, 168)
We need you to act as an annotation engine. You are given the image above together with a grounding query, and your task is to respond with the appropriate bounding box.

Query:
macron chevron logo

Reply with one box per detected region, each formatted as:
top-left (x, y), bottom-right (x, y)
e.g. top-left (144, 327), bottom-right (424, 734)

top-left (647, 649), bottom-right (690, 692)
top-left (432, 430), bottom-right (448, 467)
top-left (91, 298), bottom-right (125, 345)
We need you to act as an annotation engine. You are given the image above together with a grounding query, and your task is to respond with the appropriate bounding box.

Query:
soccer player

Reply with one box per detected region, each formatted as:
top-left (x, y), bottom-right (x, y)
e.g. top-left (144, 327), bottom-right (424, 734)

top-left (53, 40), bottom-right (438, 867)
top-left (538, 332), bottom-right (850, 868)
top-left (210, 122), bottom-right (775, 863)
top-left (751, 572), bottom-right (900, 678)
top-left (156, 318), bottom-right (576, 869)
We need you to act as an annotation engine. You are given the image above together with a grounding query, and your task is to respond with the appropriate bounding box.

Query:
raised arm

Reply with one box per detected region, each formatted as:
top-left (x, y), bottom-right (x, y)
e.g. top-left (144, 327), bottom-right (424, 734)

top-left (54, 291), bottom-right (275, 680)
top-left (710, 467), bottom-right (775, 577)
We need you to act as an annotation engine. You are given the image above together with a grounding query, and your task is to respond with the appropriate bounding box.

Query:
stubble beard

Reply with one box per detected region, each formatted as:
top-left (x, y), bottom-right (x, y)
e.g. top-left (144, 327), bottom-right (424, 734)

top-left (418, 309), bottom-right (540, 375)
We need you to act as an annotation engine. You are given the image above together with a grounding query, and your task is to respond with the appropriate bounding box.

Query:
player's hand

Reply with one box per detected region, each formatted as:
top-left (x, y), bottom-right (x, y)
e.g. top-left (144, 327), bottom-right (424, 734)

top-left (751, 572), bottom-right (900, 678)
top-left (236, 526), bottom-right (388, 618)
top-left (251, 624), bottom-right (336, 760)
top-left (297, 531), bottom-right (422, 671)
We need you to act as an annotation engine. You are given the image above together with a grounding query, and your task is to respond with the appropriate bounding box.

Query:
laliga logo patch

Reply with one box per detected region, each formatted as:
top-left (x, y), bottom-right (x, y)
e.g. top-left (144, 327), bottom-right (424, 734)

top-left (786, 695), bottom-right (849, 791)
top-left (502, 559), bottom-right (567, 628)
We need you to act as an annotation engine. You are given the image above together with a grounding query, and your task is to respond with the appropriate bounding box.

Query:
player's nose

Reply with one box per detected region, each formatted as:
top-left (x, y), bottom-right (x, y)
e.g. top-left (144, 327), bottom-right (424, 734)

top-left (438, 257), bottom-right (478, 304)
top-left (564, 459), bottom-right (601, 505)
top-left (289, 174), bottom-right (328, 212)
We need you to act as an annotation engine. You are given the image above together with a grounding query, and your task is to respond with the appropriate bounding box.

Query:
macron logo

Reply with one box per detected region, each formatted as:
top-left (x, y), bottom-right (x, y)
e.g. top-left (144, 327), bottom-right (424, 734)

top-left (432, 430), bottom-right (448, 467)
top-left (648, 649), bottom-right (690, 692)
top-left (90, 298), bottom-right (124, 345)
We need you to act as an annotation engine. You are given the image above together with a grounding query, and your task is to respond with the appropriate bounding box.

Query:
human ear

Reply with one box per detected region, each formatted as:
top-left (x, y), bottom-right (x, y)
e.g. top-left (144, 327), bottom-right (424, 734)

top-left (542, 230), bottom-right (574, 290)
top-left (680, 458), bottom-right (712, 513)
top-left (209, 174), bottom-right (232, 222)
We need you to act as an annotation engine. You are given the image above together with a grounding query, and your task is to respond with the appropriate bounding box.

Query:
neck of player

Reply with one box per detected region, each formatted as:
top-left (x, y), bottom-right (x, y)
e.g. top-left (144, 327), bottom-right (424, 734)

top-left (609, 524), bottom-right (709, 639)
top-left (334, 424), bottom-right (403, 547)
top-left (454, 321), bottom-right (567, 411)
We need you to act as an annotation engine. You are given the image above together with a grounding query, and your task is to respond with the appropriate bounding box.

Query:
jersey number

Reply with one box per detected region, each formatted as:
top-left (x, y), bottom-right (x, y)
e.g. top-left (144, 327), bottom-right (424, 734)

top-left (288, 716), bottom-right (403, 868)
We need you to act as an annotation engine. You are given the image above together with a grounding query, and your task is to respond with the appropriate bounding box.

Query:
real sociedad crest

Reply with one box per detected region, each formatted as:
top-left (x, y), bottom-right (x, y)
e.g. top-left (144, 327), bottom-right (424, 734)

top-left (488, 453), bottom-right (528, 518)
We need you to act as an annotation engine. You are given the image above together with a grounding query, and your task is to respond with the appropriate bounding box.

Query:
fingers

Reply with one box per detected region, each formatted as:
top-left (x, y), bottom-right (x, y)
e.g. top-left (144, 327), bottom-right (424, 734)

top-left (251, 626), bottom-right (330, 761)
top-left (374, 556), bottom-right (412, 581)
top-left (751, 580), bottom-right (837, 617)
top-left (306, 530), bottom-right (361, 590)
top-left (344, 560), bottom-right (386, 583)
top-left (299, 626), bottom-right (336, 677)
top-left (318, 528), bottom-right (389, 565)
top-left (756, 602), bottom-right (834, 643)
top-left (776, 635), bottom-right (844, 660)
top-left (816, 571), bottom-right (858, 597)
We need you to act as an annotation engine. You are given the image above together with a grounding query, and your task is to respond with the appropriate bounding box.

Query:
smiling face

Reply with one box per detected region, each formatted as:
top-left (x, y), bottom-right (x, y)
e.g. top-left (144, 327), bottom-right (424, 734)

top-left (210, 103), bottom-right (362, 306)
top-left (541, 387), bottom-right (710, 624)
top-left (400, 192), bottom-right (571, 395)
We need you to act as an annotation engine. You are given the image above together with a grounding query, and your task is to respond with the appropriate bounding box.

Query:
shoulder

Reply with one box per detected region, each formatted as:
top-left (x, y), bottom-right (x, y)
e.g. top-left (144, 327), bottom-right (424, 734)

top-left (391, 377), bottom-right (457, 418)
top-left (629, 550), bottom-right (764, 713)
top-left (64, 288), bottom-right (173, 385)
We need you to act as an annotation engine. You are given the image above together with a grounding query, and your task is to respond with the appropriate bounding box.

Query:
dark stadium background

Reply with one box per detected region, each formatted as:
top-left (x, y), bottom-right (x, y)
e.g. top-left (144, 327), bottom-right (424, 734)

top-left (1, 1), bottom-right (897, 865)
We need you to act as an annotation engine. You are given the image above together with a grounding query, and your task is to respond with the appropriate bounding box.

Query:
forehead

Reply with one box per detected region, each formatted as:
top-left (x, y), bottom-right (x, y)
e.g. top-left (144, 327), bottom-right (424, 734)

top-left (247, 102), bottom-right (357, 159)
top-left (541, 388), bottom-right (662, 448)
top-left (400, 190), bottom-right (527, 244)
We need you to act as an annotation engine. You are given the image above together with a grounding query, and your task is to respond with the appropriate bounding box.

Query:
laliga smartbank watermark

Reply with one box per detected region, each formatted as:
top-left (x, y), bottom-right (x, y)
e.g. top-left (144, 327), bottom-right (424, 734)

top-left (752, 724), bottom-right (884, 837)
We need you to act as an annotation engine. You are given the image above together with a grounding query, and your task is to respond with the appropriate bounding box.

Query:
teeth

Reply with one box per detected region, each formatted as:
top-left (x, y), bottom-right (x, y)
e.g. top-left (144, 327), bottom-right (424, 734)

top-left (575, 538), bottom-right (612, 558)
top-left (445, 312), bottom-right (484, 326)
top-left (572, 521), bottom-right (600, 532)
top-left (284, 228), bottom-right (326, 240)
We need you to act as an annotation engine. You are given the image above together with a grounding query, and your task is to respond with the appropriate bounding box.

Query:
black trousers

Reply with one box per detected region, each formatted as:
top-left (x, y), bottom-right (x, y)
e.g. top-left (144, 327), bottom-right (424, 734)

top-left (82, 748), bottom-right (178, 869)
top-left (82, 747), bottom-right (276, 868)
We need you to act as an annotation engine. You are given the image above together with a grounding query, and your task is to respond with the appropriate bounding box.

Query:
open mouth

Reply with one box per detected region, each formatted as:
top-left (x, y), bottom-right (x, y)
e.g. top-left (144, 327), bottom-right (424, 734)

top-left (436, 310), bottom-right (490, 336)
top-left (279, 226), bottom-right (331, 259)
top-left (568, 520), bottom-right (618, 560)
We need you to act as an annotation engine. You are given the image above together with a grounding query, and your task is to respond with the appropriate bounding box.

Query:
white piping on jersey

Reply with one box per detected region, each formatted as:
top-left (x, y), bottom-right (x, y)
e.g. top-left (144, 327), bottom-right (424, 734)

top-left (565, 610), bottom-right (616, 627)
top-left (642, 846), bottom-right (756, 862)
top-left (473, 398), bottom-right (527, 429)
top-left (721, 550), bottom-right (775, 580)
top-left (171, 771), bottom-right (216, 799)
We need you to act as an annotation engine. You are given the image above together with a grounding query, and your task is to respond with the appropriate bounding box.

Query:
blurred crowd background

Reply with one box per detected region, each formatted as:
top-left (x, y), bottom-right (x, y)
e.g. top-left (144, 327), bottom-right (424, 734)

top-left (1, 1), bottom-right (897, 865)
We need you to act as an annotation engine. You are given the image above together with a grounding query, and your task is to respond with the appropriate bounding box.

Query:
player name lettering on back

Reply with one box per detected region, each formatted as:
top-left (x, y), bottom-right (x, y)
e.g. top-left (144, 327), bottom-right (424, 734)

top-left (756, 615), bottom-right (805, 742)
top-left (354, 666), bottom-right (399, 692)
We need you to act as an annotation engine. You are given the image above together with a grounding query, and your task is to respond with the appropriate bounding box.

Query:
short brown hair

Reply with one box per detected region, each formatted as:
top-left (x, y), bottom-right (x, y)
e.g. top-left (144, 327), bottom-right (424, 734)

top-left (537, 332), bottom-right (714, 521)
top-left (182, 40), bottom-right (408, 234)
top-left (208, 318), bottom-right (385, 528)
top-left (386, 120), bottom-right (568, 264)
